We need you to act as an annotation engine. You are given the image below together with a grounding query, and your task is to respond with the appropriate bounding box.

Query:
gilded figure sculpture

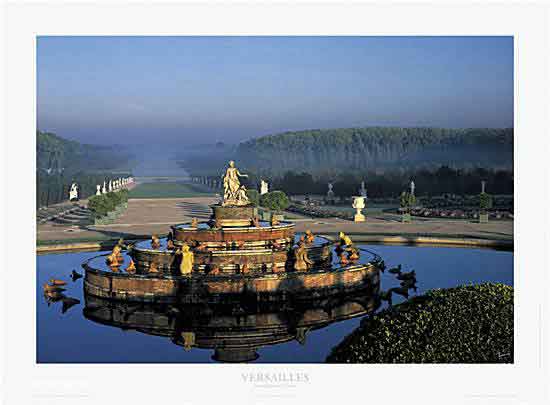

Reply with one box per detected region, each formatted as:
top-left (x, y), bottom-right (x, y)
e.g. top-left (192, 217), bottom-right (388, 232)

top-left (106, 245), bottom-right (123, 266)
top-left (178, 244), bottom-right (194, 275)
top-left (151, 234), bottom-right (161, 250)
top-left (293, 242), bottom-right (313, 271)
top-left (125, 259), bottom-right (136, 273)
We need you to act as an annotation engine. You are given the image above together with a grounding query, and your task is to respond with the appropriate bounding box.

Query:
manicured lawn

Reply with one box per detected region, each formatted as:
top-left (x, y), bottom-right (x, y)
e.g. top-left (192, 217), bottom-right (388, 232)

top-left (129, 182), bottom-right (215, 199)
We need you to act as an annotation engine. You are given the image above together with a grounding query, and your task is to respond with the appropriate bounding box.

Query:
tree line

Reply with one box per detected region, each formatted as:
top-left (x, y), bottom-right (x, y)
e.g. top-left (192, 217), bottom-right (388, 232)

top-left (37, 171), bottom-right (132, 208)
top-left (235, 127), bottom-right (513, 176)
top-left (268, 166), bottom-right (513, 198)
top-left (37, 130), bottom-right (133, 208)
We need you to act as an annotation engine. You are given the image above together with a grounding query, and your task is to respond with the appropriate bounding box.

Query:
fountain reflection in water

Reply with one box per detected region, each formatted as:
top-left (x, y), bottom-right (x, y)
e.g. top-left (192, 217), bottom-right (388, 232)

top-left (83, 283), bottom-right (380, 363)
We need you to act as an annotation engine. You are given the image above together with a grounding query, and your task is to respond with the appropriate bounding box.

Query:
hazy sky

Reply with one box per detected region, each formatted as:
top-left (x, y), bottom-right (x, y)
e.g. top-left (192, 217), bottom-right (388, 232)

top-left (37, 36), bottom-right (513, 145)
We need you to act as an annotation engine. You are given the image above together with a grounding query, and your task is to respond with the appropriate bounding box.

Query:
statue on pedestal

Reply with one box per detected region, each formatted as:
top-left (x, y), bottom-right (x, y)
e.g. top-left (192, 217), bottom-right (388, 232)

top-left (327, 183), bottom-right (334, 198)
top-left (359, 181), bottom-right (367, 198)
top-left (96, 185), bottom-right (101, 196)
top-left (222, 160), bottom-right (250, 206)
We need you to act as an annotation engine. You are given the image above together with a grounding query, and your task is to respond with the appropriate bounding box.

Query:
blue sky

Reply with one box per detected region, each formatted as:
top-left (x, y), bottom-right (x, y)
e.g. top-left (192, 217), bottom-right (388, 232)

top-left (37, 36), bottom-right (513, 144)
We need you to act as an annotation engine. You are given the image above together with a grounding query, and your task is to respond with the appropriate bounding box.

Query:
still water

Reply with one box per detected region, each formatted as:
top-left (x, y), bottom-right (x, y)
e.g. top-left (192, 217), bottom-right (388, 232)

top-left (37, 245), bottom-right (513, 363)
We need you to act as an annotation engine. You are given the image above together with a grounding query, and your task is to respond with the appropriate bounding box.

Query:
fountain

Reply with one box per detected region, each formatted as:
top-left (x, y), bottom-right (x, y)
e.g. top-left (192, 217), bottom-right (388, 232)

top-left (82, 161), bottom-right (382, 304)
top-left (83, 286), bottom-right (380, 362)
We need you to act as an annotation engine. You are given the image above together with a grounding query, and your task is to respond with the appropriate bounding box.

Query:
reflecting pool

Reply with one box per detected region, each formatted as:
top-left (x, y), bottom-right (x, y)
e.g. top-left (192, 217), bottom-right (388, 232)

top-left (37, 245), bottom-right (513, 363)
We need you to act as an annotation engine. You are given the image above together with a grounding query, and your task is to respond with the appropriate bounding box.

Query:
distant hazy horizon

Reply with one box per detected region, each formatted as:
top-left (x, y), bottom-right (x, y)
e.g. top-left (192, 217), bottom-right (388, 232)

top-left (37, 36), bottom-right (514, 145)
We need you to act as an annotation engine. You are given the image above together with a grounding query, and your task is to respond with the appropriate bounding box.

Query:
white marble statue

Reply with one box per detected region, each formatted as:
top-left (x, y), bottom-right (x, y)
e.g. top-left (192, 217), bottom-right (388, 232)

top-left (260, 179), bottom-right (269, 195)
top-left (69, 183), bottom-right (79, 201)
top-left (410, 180), bottom-right (415, 195)
top-left (359, 181), bottom-right (367, 198)
top-left (222, 160), bottom-right (250, 206)
top-left (96, 184), bottom-right (101, 196)
top-left (102, 181), bottom-right (107, 194)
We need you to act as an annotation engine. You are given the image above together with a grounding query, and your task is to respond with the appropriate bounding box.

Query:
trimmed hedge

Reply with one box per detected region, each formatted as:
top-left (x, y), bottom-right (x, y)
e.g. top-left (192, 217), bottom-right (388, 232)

top-left (327, 283), bottom-right (513, 363)
top-left (259, 190), bottom-right (290, 212)
top-left (87, 190), bottom-right (129, 218)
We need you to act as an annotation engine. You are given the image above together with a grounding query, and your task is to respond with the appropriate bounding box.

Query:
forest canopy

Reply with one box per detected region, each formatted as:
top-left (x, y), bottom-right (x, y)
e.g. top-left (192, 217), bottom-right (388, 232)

top-left (235, 127), bottom-right (513, 177)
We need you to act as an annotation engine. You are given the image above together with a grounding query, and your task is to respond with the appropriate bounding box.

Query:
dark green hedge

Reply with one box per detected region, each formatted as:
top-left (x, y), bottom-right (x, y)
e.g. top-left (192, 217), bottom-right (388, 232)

top-left (327, 283), bottom-right (513, 363)
top-left (87, 190), bottom-right (129, 218)
top-left (259, 191), bottom-right (290, 212)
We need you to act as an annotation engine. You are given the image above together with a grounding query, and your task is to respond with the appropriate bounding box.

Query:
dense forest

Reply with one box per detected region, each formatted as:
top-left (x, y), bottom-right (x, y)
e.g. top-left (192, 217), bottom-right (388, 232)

top-left (235, 127), bottom-right (513, 177)
top-left (37, 131), bottom-right (133, 207)
top-left (181, 127), bottom-right (514, 198)
top-left (37, 131), bottom-right (133, 173)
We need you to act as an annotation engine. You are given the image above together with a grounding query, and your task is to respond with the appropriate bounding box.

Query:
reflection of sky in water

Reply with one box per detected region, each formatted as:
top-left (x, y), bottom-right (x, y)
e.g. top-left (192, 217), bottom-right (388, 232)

top-left (37, 245), bottom-right (513, 363)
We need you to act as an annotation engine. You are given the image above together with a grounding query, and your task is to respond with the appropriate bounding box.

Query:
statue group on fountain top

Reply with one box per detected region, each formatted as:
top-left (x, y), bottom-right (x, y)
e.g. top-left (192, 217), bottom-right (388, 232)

top-left (222, 160), bottom-right (250, 206)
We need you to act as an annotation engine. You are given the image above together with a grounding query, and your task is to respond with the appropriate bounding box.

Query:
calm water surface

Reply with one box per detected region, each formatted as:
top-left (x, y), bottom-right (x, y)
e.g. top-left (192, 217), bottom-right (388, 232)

top-left (37, 245), bottom-right (513, 363)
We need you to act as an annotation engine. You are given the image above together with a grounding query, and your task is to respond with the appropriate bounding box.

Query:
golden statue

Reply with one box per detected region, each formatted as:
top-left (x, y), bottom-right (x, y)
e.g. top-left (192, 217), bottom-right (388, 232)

top-left (293, 242), bottom-right (313, 271)
top-left (149, 262), bottom-right (159, 273)
top-left (191, 218), bottom-right (198, 228)
top-left (348, 247), bottom-right (360, 262)
top-left (181, 331), bottom-right (195, 351)
top-left (151, 234), bottom-right (161, 250)
top-left (125, 259), bottom-right (136, 273)
top-left (222, 160), bottom-right (249, 206)
top-left (178, 244), bottom-right (194, 275)
top-left (339, 231), bottom-right (353, 247)
top-left (106, 245), bottom-right (123, 266)
top-left (305, 230), bottom-right (315, 244)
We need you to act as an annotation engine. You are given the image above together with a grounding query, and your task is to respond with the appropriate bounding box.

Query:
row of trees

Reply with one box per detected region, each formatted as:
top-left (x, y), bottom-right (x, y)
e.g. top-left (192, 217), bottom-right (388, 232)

top-left (235, 127), bottom-right (513, 176)
top-left (37, 131), bottom-right (133, 173)
top-left (269, 166), bottom-right (513, 198)
top-left (37, 130), bottom-right (134, 208)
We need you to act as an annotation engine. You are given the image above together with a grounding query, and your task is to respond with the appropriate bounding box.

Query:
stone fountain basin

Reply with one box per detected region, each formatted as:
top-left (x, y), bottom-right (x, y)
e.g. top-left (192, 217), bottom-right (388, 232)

top-left (171, 221), bottom-right (295, 244)
top-left (82, 248), bottom-right (380, 304)
top-left (130, 235), bottom-right (333, 273)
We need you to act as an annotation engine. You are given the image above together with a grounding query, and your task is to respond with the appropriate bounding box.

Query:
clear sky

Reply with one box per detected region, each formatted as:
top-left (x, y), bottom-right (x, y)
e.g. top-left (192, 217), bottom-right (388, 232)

top-left (37, 36), bottom-right (513, 145)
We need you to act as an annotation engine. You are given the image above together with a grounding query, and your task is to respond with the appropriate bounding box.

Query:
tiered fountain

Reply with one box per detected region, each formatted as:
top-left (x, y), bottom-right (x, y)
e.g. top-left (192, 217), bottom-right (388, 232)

top-left (82, 161), bottom-right (381, 304)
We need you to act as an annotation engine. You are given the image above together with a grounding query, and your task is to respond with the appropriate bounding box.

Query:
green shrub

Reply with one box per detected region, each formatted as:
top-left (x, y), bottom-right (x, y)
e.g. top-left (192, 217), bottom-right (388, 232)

top-left (479, 192), bottom-right (493, 212)
top-left (87, 190), bottom-right (129, 219)
top-left (327, 283), bottom-right (513, 363)
top-left (259, 190), bottom-right (290, 212)
top-left (246, 189), bottom-right (260, 207)
top-left (399, 191), bottom-right (416, 212)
